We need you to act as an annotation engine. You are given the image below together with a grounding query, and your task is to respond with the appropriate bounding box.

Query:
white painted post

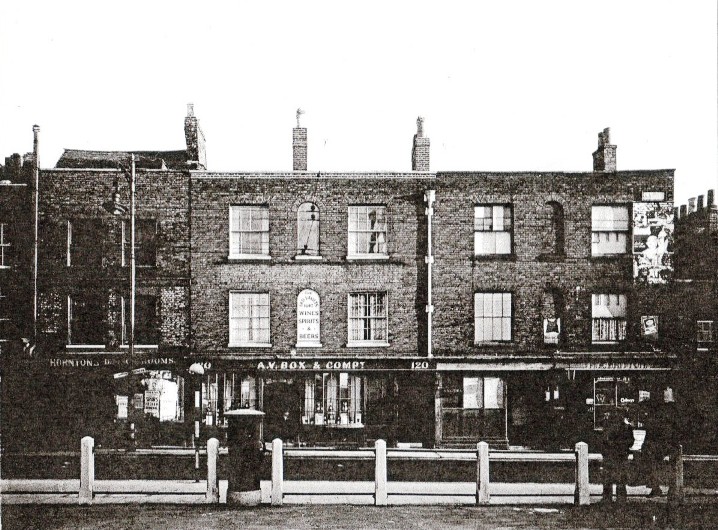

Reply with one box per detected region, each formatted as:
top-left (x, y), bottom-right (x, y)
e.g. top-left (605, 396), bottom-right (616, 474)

top-left (476, 442), bottom-right (490, 505)
top-left (206, 437), bottom-right (219, 503)
top-left (79, 436), bottom-right (94, 505)
top-left (271, 438), bottom-right (284, 506)
top-left (574, 442), bottom-right (590, 506)
top-left (375, 439), bottom-right (388, 506)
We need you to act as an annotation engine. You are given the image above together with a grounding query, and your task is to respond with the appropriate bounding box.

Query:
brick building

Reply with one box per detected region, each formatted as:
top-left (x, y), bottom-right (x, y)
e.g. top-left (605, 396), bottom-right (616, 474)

top-left (671, 190), bottom-right (718, 451)
top-left (1, 108), bottom-right (695, 452)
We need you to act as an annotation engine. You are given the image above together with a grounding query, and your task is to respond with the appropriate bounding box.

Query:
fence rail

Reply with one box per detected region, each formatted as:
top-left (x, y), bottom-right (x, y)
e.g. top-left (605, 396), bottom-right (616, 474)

top-left (0, 436), bottom-right (693, 505)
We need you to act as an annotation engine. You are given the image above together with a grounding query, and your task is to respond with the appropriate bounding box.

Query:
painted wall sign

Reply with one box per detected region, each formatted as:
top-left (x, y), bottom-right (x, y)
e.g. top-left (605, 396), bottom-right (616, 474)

top-left (296, 289), bottom-right (322, 347)
top-left (47, 356), bottom-right (176, 369)
top-left (632, 202), bottom-right (674, 284)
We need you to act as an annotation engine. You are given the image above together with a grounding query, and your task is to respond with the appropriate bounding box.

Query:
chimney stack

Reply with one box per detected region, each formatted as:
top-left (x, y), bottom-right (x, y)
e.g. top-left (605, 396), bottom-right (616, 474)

top-left (293, 108), bottom-right (307, 171)
top-left (184, 103), bottom-right (207, 170)
top-left (412, 116), bottom-right (430, 171)
top-left (592, 127), bottom-right (617, 172)
top-left (708, 189), bottom-right (715, 207)
top-left (680, 204), bottom-right (687, 218)
top-left (688, 197), bottom-right (696, 213)
top-left (698, 195), bottom-right (705, 210)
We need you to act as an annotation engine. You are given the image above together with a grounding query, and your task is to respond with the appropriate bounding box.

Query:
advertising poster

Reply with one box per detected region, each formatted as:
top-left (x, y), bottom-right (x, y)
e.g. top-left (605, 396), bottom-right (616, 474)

top-left (633, 202), bottom-right (674, 284)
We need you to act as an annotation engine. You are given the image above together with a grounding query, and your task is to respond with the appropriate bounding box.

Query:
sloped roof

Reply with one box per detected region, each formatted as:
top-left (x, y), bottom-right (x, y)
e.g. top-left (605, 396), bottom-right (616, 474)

top-left (55, 149), bottom-right (189, 170)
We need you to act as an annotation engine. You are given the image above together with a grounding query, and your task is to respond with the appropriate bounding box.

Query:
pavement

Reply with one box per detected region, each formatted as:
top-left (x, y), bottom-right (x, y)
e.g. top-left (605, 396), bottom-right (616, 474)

top-left (4, 502), bottom-right (718, 529)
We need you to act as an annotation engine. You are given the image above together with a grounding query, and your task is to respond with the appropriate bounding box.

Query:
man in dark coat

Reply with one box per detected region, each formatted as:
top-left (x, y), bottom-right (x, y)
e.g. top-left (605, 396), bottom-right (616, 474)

top-left (644, 391), bottom-right (680, 497)
top-left (601, 409), bottom-right (635, 503)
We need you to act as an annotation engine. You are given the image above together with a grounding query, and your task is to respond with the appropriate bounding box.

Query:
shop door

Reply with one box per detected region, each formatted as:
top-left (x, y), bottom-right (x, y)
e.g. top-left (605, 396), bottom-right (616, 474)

top-left (396, 373), bottom-right (434, 447)
top-left (263, 381), bottom-right (300, 442)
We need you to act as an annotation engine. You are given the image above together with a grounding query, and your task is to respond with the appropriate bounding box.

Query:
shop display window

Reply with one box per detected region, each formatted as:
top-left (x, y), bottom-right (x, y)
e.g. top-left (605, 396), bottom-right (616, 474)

top-left (217, 373), bottom-right (257, 427)
top-left (441, 374), bottom-right (506, 440)
top-left (302, 373), bottom-right (364, 425)
top-left (115, 370), bottom-right (185, 423)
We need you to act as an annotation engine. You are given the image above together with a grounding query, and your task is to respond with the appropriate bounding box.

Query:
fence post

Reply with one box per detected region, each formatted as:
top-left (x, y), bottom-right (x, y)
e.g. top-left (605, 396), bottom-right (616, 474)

top-left (79, 436), bottom-right (94, 505)
top-left (671, 444), bottom-right (684, 503)
top-left (375, 439), bottom-right (388, 506)
top-left (574, 441), bottom-right (590, 505)
top-left (476, 441), bottom-right (490, 505)
top-left (271, 438), bottom-right (284, 506)
top-left (206, 437), bottom-right (219, 503)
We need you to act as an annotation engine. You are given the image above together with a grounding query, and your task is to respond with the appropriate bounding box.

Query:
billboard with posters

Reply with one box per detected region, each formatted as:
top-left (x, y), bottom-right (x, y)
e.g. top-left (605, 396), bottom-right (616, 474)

top-left (633, 202), bottom-right (674, 284)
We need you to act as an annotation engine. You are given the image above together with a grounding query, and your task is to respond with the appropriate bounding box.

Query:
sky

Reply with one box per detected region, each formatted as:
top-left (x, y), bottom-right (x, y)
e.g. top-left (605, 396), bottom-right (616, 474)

top-left (1, 1), bottom-right (716, 207)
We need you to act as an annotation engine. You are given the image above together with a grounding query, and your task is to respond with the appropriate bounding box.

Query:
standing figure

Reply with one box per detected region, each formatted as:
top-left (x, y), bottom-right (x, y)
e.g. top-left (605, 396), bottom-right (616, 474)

top-left (644, 389), bottom-right (679, 497)
top-left (601, 410), bottom-right (635, 503)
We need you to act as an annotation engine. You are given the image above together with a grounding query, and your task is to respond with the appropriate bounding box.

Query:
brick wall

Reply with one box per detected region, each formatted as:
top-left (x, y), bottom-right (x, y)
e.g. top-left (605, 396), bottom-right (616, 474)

top-left (190, 172), bottom-right (433, 357)
top-left (36, 168), bottom-right (191, 351)
top-left (432, 170), bottom-right (675, 355)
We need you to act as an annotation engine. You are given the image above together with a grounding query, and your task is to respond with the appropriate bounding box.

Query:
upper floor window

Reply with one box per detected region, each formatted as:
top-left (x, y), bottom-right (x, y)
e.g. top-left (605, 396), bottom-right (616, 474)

top-left (67, 219), bottom-right (103, 267)
top-left (122, 295), bottom-right (159, 346)
top-left (592, 294), bottom-right (627, 343)
top-left (229, 292), bottom-right (270, 346)
top-left (591, 205), bottom-right (629, 256)
top-left (697, 320), bottom-right (714, 350)
top-left (474, 292), bottom-right (512, 343)
top-left (68, 293), bottom-right (104, 346)
top-left (474, 205), bottom-right (512, 255)
top-left (0, 223), bottom-right (10, 268)
top-left (348, 292), bottom-right (388, 345)
top-left (348, 206), bottom-right (387, 257)
top-left (229, 206), bottom-right (269, 258)
top-left (297, 202), bottom-right (320, 257)
top-left (123, 219), bottom-right (157, 267)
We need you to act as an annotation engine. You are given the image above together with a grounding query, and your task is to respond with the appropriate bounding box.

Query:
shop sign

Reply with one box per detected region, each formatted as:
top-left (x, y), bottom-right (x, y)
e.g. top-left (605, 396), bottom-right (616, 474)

top-left (47, 356), bottom-right (177, 369)
top-left (255, 359), bottom-right (435, 371)
top-left (296, 289), bottom-right (321, 347)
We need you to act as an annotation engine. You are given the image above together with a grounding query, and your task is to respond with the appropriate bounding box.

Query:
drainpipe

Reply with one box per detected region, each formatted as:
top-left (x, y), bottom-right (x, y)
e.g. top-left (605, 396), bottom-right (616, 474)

top-left (32, 125), bottom-right (40, 339)
top-left (424, 190), bottom-right (435, 358)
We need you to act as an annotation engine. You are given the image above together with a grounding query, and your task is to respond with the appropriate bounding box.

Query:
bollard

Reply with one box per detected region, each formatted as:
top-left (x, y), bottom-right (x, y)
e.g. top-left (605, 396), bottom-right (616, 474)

top-left (206, 437), bottom-right (219, 503)
top-left (271, 438), bottom-right (284, 506)
top-left (476, 441), bottom-right (490, 505)
top-left (375, 439), bottom-right (388, 506)
top-left (574, 441), bottom-right (590, 505)
top-left (79, 436), bottom-right (94, 505)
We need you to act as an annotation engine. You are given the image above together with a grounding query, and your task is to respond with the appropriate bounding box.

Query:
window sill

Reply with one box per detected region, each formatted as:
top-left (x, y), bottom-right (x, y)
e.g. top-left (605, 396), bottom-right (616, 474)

top-left (346, 341), bottom-right (390, 348)
top-left (472, 254), bottom-right (516, 261)
top-left (66, 345), bottom-right (106, 350)
top-left (474, 342), bottom-right (512, 346)
top-left (591, 341), bottom-right (626, 346)
top-left (227, 254), bottom-right (271, 262)
top-left (346, 254), bottom-right (390, 261)
top-left (0, 266), bottom-right (10, 270)
top-left (120, 344), bottom-right (159, 349)
top-left (590, 254), bottom-right (631, 259)
top-left (294, 255), bottom-right (322, 261)
top-left (228, 342), bottom-right (273, 348)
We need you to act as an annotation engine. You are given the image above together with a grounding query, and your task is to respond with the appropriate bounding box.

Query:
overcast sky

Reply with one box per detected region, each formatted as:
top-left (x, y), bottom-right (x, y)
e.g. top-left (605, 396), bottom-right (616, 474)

top-left (1, 1), bottom-right (716, 206)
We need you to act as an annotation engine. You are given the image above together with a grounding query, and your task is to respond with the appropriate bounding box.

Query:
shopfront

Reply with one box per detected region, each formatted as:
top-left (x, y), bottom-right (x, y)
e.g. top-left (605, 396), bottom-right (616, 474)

top-left (436, 360), bottom-right (674, 450)
top-left (191, 358), bottom-right (436, 448)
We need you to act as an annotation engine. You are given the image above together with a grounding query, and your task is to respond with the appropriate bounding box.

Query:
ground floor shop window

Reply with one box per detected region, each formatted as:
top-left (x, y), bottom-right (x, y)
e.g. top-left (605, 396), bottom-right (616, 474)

top-left (441, 374), bottom-right (506, 441)
top-left (302, 373), bottom-right (364, 425)
top-left (115, 370), bottom-right (185, 423)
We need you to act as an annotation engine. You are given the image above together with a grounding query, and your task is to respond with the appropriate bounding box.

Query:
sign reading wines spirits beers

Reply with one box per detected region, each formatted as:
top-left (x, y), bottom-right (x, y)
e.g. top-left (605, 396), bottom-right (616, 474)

top-left (296, 289), bottom-right (321, 347)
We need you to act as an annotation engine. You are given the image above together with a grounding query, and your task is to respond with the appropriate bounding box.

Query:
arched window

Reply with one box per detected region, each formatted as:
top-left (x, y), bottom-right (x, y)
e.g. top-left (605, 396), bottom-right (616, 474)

top-left (547, 201), bottom-right (565, 255)
top-left (297, 202), bottom-right (320, 256)
top-left (542, 288), bottom-right (563, 345)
